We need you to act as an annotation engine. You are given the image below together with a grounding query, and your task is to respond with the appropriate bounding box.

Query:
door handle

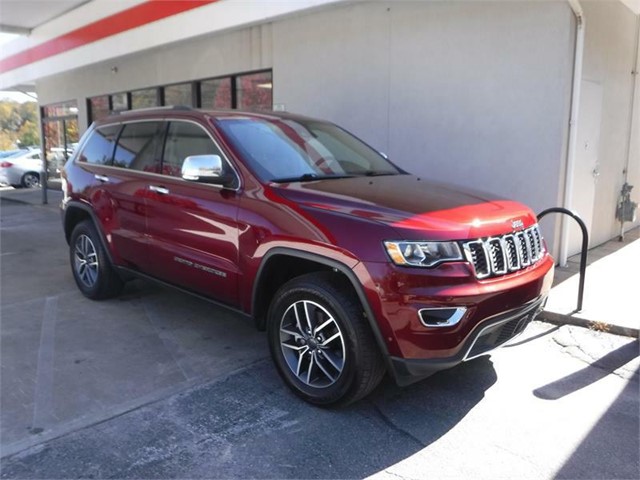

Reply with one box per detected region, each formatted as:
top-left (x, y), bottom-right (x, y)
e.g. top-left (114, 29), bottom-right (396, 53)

top-left (94, 174), bottom-right (109, 183)
top-left (149, 185), bottom-right (170, 195)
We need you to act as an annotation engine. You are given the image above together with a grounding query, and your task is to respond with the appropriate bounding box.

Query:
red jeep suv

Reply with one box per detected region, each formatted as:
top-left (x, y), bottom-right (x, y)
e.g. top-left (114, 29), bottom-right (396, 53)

top-left (61, 107), bottom-right (554, 405)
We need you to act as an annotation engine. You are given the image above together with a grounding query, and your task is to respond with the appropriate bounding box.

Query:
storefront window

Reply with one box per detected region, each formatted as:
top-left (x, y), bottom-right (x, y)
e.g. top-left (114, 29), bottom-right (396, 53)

top-left (111, 92), bottom-right (129, 112)
top-left (43, 101), bottom-right (78, 118)
top-left (88, 95), bottom-right (110, 123)
top-left (131, 88), bottom-right (159, 110)
top-left (236, 71), bottom-right (272, 110)
top-left (41, 105), bottom-right (79, 186)
top-left (164, 83), bottom-right (193, 107)
top-left (200, 78), bottom-right (232, 109)
top-left (85, 69), bottom-right (273, 124)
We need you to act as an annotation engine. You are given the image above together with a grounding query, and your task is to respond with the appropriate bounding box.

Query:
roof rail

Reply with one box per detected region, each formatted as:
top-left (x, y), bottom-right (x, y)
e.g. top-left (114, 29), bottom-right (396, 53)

top-left (111, 105), bottom-right (195, 115)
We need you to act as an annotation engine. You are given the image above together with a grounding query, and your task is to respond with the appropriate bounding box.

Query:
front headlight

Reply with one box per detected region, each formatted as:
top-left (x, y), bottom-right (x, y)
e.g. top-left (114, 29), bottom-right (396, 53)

top-left (384, 240), bottom-right (463, 267)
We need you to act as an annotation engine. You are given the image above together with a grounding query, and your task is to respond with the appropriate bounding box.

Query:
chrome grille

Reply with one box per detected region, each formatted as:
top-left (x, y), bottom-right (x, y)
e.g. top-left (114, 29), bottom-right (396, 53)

top-left (466, 241), bottom-right (489, 278)
top-left (487, 238), bottom-right (507, 274)
top-left (503, 235), bottom-right (519, 271)
top-left (462, 224), bottom-right (545, 279)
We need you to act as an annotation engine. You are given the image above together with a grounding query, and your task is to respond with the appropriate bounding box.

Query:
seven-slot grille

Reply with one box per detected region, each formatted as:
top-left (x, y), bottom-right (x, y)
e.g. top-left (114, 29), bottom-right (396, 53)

top-left (462, 224), bottom-right (544, 279)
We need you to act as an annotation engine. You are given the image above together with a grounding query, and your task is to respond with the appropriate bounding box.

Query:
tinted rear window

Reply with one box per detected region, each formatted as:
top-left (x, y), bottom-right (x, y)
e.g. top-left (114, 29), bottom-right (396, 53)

top-left (113, 122), bottom-right (165, 172)
top-left (77, 125), bottom-right (121, 165)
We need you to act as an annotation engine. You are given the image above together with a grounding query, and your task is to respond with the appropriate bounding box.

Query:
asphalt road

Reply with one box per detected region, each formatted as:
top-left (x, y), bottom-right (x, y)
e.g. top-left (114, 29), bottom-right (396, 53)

top-left (1, 195), bottom-right (638, 479)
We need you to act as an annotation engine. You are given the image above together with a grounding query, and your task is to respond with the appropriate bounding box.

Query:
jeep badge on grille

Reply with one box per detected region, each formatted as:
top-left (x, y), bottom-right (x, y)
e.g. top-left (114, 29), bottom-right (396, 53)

top-left (511, 219), bottom-right (524, 230)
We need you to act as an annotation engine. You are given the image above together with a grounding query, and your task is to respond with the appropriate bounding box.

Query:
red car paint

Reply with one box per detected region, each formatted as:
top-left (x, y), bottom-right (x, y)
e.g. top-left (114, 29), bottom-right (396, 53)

top-left (61, 109), bottom-right (553, 385)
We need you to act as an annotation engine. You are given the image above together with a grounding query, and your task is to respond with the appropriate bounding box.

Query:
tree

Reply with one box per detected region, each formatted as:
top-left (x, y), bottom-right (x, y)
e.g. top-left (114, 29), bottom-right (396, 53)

top-left (0, 100), bottom-right (40, 150)
top-left (18, 120), bottom-right (39, 146)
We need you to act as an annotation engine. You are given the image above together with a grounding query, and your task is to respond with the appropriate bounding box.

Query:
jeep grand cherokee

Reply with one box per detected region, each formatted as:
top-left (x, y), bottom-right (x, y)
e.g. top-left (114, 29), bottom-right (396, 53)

top-left (61, 107), bottom-right (554, 405)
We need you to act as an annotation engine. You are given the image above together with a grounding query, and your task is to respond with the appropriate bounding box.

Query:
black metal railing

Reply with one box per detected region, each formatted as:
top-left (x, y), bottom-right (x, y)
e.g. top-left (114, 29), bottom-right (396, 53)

top-left (537, 207), bottom-right (589, 313)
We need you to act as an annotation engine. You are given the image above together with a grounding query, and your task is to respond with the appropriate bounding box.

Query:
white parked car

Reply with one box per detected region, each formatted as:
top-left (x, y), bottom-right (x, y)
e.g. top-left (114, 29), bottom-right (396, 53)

top-left (0, 149), bottom-right (43, 188)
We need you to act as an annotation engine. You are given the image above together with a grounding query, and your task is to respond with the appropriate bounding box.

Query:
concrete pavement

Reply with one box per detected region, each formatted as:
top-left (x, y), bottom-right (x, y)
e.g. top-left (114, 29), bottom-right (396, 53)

top-left (1, 321), bottom-right (637, 479)
top-left (0, 194), bottom-right (267, 458)
top-left (541, 227), bottom-right (640, 337)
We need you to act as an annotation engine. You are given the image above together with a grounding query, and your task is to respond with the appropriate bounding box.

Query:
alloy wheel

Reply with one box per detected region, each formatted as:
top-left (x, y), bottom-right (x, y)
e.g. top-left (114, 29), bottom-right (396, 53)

top-left (279, 300), bottom-right (346, 388)
top-left (74, 234), bottom-right (99, 288)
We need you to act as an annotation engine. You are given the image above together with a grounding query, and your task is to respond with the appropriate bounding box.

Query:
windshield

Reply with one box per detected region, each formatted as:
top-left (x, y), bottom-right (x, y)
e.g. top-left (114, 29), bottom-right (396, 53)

top-left (215, 117), bottom-right (401, 182)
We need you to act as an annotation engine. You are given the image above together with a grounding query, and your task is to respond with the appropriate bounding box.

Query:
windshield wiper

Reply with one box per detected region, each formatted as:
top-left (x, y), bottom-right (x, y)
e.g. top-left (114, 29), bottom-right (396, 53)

top-left (271, 174), bottom-right (353, 183)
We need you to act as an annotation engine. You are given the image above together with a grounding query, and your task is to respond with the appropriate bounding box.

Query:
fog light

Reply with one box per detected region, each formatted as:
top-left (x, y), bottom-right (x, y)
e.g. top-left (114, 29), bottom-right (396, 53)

top-left (419, 307), bottom-right (467, 327)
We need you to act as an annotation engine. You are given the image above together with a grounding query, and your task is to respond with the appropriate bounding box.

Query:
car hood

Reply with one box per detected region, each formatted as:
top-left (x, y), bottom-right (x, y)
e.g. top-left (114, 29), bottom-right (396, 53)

top-left (270, 174), bottom-right (537, 241)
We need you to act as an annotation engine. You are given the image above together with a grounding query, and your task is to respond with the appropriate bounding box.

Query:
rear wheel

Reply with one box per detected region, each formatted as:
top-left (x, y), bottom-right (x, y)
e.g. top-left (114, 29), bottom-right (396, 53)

top-left (21, 172), bottom-right (40, 188)
top-left (267, 272), bottom-right (385, 406)
top-left (69, 220), bottom-right (123, 299)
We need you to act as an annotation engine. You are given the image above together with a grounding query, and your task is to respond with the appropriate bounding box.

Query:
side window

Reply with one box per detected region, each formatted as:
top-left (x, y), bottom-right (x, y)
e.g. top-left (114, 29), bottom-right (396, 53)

top-left (113, 122), bottom-right (165, 172)
top-left (77, 125), bottom-right (120, 165)
top-left (162, 122), bottom-right (223, 178)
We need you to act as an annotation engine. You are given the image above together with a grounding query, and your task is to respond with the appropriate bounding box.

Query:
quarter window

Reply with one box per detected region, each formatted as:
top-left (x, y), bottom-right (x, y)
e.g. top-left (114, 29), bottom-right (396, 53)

top-left (113, 122), bottom-right (164, 172)
top-left (77, 125), bottom-right (120, 165)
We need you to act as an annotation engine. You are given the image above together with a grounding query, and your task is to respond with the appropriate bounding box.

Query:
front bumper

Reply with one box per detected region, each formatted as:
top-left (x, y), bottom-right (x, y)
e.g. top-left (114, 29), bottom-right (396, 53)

top-left (356, 253), bottom-right (554, 384)
top-left (389, 295), bottom-right (546, 385)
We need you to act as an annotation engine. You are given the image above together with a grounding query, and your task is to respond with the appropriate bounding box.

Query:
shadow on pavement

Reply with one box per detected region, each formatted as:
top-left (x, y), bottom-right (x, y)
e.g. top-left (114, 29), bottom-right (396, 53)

top-left (0, 356), bottom-right (498, 479)
top-left (533, 341), bottom-right (639, 400)
top-left (503, 324), bottom-right (560, 348)
top-left (555, 365), bottom-right (640, 479)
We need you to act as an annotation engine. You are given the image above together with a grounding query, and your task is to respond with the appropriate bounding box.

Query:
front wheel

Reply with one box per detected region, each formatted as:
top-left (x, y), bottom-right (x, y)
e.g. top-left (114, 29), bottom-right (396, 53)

top-left (69, 220), bottom-right (123, 300)
top-left (267, 272), bottom-right (385, 406)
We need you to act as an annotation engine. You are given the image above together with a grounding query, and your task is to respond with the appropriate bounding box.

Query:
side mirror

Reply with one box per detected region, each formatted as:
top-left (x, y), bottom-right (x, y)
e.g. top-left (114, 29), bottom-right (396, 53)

top-left (181, 154), bottom-right (223, 183)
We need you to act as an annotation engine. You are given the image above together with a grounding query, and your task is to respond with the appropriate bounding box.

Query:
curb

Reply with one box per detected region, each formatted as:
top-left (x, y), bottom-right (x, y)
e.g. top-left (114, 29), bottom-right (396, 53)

top-left (539, 310), bottom-right (639, 339)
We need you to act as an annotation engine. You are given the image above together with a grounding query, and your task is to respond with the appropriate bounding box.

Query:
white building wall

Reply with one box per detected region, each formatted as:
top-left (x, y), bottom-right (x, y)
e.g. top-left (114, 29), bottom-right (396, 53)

top-left (628, 20), bottom-right (640, 230)
top-left (579, 0), bottom-right (640, 245)
top-left (272, 1), bottom-right (574, 251)
top-left (37, 1), bottom-right (576, 251)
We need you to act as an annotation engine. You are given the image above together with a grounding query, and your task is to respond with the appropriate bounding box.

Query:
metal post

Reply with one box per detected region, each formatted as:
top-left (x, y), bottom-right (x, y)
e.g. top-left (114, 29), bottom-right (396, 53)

top-left (538, 207), bottom-right (589, 312)
top-left (38, 108), bottom-right (48, 205)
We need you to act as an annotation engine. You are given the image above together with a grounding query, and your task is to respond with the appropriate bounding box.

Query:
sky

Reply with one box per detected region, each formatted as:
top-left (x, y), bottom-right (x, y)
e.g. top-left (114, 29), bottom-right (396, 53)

top-left (0, 91), bottom-right (38, 103)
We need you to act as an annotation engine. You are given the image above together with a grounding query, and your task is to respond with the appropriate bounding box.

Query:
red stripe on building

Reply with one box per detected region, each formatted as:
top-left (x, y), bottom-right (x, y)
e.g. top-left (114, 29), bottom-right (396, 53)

top-left (0, 0), bottom-right (218, 73)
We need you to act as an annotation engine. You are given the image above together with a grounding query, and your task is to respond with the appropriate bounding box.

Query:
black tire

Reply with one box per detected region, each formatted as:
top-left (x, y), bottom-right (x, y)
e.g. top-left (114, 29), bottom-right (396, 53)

top-left (267, 272), bottom-right (385, 406)
top-left (21, 172), bottom-right (40, 188)
top-left (69, 220), bottom-right (123, 300)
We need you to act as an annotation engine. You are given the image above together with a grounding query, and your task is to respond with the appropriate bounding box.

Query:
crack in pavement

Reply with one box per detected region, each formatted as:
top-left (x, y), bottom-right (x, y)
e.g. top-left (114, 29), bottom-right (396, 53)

top-left (551, 328), bottom-right (638, 381)
top-left (370, 403), bottom-right (426, 449)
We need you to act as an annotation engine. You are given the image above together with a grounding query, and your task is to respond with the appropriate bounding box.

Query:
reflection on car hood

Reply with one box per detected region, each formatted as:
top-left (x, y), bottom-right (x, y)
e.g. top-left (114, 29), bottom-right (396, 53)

top-left (271, 175), bottom-right (537, 240)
